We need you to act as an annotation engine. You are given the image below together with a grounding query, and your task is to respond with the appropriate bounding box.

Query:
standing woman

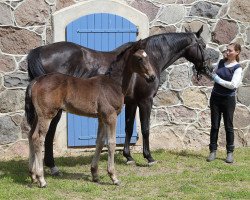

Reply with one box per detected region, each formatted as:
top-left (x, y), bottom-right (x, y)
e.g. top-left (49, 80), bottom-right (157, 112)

top-left (207, 43), bottom-right (242, 163)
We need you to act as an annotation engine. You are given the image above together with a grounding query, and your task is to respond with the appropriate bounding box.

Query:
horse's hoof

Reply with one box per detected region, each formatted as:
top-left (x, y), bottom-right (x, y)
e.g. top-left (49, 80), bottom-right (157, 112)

top-left (126, 160), bottom-right (135, 165)
top-left (113, 180), bottom-right (121, 186)
top-left (148, 160), bottom-right (157, 166)
top-left (51, 166), bottom-right (60, 176)
top-left (92, 177), bottom-right (100, 183)
top-left (52, 171), bottom-right (62, 177)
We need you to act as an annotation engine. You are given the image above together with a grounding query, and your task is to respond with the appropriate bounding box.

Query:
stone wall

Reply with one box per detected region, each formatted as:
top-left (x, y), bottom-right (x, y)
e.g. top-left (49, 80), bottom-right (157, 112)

top-left (0, 0), bottom-right (249, 159)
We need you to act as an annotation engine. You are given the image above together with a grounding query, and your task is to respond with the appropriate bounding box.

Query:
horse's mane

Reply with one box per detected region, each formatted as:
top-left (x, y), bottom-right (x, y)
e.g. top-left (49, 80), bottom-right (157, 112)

top-left (110, 42), bottom-right (135, 54)
top-left (105, 32), bottom-right (196, 76)
top-left (145, 32), bottom-right (194, 59)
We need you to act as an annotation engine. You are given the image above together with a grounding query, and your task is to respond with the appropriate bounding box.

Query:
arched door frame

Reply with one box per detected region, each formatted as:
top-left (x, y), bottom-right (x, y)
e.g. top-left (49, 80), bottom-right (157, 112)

top-left (53, 0), bottom-right (149, 42)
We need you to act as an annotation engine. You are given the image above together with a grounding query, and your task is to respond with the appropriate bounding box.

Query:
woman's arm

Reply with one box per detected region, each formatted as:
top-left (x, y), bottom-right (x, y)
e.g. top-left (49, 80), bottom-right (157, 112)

top-left (211, 63), bottom-right (218, 73)
top-left (213, 67), bottom-right (242, 89)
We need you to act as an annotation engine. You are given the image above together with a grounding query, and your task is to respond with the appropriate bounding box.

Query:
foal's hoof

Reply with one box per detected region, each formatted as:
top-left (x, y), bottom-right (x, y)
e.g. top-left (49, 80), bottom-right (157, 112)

top-left (113, 179), bottom-right (121, 186)
top-left (39, 184), bottom-right (47, 188)
top-left (31, 178), bottom-right (38, 184)
top-left (39, 182), bottom-right (47, 188)
top-left (148, 160), bottom-right (157, 166)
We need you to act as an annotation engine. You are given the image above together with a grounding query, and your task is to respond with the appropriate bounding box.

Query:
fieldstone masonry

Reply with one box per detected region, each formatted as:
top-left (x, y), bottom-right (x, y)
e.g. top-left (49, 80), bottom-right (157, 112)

top-left (0, 0), bottom-right (249, 159)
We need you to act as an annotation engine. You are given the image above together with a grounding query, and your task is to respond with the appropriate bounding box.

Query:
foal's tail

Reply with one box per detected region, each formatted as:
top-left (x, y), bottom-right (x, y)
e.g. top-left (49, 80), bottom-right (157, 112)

top-left (25, 80), bottom-right (37, 127)
top-left (27, 47), bottom-right (46, 81)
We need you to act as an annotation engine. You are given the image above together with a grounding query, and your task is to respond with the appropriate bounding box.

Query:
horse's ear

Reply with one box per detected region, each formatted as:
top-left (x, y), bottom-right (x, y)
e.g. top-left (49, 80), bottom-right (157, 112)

top-left (184, 27), bottom-right (189, 33)
top-left (196, 25), bottom-right (203, 38)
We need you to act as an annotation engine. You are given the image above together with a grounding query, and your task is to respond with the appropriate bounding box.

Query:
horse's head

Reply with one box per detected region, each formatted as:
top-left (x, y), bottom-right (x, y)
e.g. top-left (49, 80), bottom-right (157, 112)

top-left (130, 40), bottom-right (156, 82)
top-left (184, 26), bottom-right (208, 80)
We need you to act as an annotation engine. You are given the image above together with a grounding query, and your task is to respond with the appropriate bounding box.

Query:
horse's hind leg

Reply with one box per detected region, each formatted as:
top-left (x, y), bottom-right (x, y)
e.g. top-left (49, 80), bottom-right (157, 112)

top-left (91, 121), bottom-right (106, 183)
top-left (29, 118), bottom-right (51, 187)
top-left (123, 103), bottom-right (137, 164)
top-left (106, 114), bottom-right (120, 185)
top-left (44, 110), bottom-right (62, 176)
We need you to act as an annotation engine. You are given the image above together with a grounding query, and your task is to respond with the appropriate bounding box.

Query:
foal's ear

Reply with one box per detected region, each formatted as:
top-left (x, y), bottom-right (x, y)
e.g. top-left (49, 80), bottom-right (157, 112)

top-left (196, 25), bottom-right (203, 38)
top-left (133, 39), bottom-right (145, 51)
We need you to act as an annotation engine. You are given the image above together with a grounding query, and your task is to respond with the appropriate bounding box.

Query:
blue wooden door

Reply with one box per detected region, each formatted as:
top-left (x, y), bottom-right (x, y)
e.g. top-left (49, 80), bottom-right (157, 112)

top-left (66, 13), bottom-right (138, 147)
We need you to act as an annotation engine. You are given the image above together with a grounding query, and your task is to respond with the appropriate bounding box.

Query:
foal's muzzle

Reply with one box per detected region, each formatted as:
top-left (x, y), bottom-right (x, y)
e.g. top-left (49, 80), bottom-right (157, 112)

top-left (145, 74), bottom-right (156, 83)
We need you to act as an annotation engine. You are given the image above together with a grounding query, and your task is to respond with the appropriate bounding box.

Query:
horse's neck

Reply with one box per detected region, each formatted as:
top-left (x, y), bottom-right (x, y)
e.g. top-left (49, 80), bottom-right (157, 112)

top-left (148, 34), bottom-right (193, 72)
top-left (80, 48), bottom-right (117, 78)
top-left (160, 49), bottom-right (186, 71)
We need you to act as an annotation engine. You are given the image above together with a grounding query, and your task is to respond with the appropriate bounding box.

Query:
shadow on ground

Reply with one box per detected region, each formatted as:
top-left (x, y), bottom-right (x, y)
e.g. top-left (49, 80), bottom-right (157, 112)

top-left (0, 151), bottom-right (129, 186)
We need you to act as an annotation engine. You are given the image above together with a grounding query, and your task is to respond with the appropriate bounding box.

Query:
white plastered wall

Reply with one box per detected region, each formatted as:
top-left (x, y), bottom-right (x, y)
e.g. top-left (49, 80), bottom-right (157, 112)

top-left (52, 0), bottom-right (149, 153)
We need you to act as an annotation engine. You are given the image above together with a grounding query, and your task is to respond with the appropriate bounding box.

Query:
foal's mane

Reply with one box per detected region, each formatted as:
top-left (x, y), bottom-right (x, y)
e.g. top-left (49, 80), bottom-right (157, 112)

top-left (105, 42), bottom-right (137, 76)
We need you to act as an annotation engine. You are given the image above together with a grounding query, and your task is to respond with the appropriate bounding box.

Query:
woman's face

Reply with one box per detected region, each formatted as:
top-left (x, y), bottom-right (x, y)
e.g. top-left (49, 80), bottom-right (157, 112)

top-left (225, 45), bottom-right (239, 61)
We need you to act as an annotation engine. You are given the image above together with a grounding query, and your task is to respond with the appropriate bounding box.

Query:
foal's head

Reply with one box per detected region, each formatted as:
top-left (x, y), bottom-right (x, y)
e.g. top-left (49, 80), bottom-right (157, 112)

top-left (128, 40), bottom-right (156, 82)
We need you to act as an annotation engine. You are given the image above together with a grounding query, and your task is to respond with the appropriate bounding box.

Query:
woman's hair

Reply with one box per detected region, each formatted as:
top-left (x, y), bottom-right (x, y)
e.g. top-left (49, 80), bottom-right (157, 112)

top-left (229, 42), bottom-right (241, 62)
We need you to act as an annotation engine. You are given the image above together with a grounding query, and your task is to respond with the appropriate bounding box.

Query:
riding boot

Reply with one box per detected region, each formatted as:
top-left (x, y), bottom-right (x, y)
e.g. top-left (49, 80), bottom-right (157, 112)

top-left (206, 151), bottom-right (216, 162)
top-left (225, 152), bottom-right (234, 163)
top-left (225, 144), bottom-right (234, 163)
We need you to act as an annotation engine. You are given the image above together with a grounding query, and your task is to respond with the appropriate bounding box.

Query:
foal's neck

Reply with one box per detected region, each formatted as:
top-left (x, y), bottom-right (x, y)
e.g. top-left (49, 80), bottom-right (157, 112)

top-left (108, 57), bottom-right (133, 96)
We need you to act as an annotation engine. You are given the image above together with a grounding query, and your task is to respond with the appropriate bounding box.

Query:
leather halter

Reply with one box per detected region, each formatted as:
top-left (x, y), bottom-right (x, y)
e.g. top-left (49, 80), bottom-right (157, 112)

top-left (192, 37), bottom-right (208, 80)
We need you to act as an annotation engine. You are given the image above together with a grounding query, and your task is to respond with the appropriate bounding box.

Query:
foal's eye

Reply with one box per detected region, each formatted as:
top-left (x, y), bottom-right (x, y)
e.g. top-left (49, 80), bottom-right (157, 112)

top-left (137, 57), bottom-right (143, 62)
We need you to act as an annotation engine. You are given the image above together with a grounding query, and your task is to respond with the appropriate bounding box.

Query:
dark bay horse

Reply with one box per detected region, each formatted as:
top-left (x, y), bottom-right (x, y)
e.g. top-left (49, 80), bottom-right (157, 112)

top-left (25, 41), bottom-right (156, 187)
top-left (27, 26), bottom-right (207, 175)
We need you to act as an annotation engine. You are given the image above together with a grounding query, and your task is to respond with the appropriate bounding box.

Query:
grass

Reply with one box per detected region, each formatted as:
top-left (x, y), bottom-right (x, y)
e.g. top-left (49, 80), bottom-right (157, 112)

top-left (0, 148), bottom-right (249, 200)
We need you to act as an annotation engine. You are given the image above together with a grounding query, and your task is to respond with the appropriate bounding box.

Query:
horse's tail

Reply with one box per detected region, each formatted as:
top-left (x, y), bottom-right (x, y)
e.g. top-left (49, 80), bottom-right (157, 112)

top-left (25, 80), bottom-right (37, 127)
top-left (27, 47), bottom-right (46, 81)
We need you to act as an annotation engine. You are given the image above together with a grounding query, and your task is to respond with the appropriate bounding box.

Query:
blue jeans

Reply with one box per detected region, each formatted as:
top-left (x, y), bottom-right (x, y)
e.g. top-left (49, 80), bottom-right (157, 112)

top-left (209, 94), bottom-right (236, 152)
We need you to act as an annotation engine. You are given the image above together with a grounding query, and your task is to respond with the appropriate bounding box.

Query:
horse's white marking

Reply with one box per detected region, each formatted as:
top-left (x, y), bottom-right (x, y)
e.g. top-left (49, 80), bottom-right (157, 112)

top-left (142, 51), bottom-right (147, 57)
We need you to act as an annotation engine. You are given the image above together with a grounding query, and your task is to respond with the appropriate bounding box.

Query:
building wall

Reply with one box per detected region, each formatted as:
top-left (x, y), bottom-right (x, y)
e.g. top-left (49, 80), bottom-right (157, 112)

top-left (0, 0), bottom-right (249, 159)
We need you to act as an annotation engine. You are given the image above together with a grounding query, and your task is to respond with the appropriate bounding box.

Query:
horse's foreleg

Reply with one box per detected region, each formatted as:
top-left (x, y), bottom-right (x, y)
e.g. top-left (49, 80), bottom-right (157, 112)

top-left (123, 103), bottom-right (137, 164)
top-left (138, 98), bottom-right (156, 165)
top-left (106, 114), bottom-right (120, 185)
top-left (91, 122), bottom-right (106, 183)
top-left (44, 110), bottom-right (62, 176)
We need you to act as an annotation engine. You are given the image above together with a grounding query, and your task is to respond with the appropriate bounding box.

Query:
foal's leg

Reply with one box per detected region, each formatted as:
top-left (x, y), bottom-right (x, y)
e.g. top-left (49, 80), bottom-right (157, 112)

top-left (91, 121), bottom-right (106, 183)
top-left (44, 110), bottom-right (62, 176)
top-left (123, 103), bottom-right (137, 164)
top-left (28, 119), bottom-right (38, 184)
top-left (106, 114), bottom-right (120, 185)
top-left (30, 118), bottom-right (51, 187)
top-left (138, 98), bottom-right (156, 165)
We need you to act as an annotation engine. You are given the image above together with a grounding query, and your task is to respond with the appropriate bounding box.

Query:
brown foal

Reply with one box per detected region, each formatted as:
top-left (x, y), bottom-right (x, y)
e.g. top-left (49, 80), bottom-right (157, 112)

top-left (25, 41), bottom-right (156, 187)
